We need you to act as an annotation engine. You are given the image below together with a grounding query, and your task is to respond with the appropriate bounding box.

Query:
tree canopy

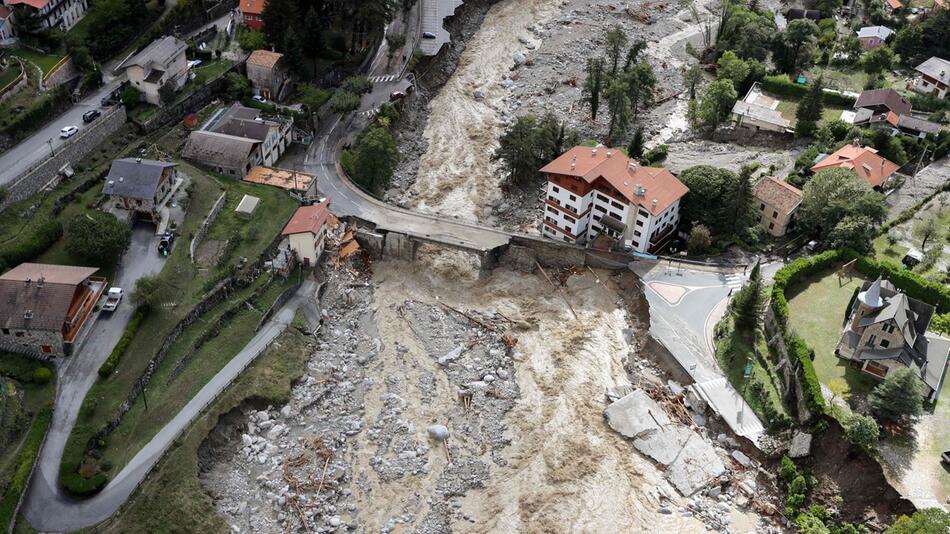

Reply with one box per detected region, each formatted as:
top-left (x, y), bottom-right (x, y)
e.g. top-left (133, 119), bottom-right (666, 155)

top-left (492, 114), bottom-right (580, 187)
top-left (887, 509), bottom-right (950, 534)
top-left (698, 79), bottom-right (738, 126)
top-left (869, 367), bottom-right (923, 422)
top-left (345, 126), bottom-right (399, 194)
top-left (64, 212), bottom-right (132, 266)
top-left (797, 168), bottom-right (886, 251)
top-left (677, 165), bottom-right (740, 232)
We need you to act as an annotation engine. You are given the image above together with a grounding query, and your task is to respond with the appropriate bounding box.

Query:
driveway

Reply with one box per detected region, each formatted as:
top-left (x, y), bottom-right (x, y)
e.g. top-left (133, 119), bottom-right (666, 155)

top-left (22, 225), bottom-right (165, 530)
top-left (631, 261), bottom-right (766, 444)
top-left (21, 279), bottom-right (315, 531)
top-left (0, 81), bottom-right (122, 187)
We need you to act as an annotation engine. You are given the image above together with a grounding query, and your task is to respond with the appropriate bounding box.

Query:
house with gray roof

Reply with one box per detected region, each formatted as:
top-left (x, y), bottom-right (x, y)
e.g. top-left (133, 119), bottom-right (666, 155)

top-left (118, 36), bottom-right (189, 105)
top-left (836, 278), bottom-right (950, 402)
top-left (856, 25), bottom-right (893, 49)
top-left (182, 103), bottom-right (292, 177)
top-left (102, 158), bottom-right (177, 221)
top-left (730, 83), bottom-right (792, 134)
top-left (912, 56), bottom-right (950, 100)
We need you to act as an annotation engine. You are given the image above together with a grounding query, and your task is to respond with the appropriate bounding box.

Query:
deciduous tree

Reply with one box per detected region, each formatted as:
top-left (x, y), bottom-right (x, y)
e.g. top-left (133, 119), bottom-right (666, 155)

top-left (687, 224), bottom-right (712, 255)
top-left (623, 62), bottom-right (656, 121)
top-left (348, 126), bottom-right (399, 193)
top-left (698, 79), bottom-right (738, 127)
top-left (797, 168), bottom-right (886, 250)
top-left (887, 509), bottom-right (950, 534)
top-left (861, 45), bottom-right (894, 76)
top-left (795, 76), bottom-right (825, 137)
top-left (843, 413), bottom-right (878, 450)
top-left (717, 51), bottom-right (749, 89)
top-left (65, 212), bottom-right (131, 266)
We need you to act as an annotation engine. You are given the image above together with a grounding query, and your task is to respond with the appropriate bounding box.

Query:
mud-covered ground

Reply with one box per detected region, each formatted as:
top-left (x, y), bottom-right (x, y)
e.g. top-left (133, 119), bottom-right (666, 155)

top-left (200, 247), bottom-right (786, 533)
top-left (385, 0), bottom-right (803, 235)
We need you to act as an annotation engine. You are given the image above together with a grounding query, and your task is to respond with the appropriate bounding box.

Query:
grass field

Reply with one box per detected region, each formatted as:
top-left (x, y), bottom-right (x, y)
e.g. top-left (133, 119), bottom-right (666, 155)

top-left (786, 269), bottom-right (880, 399)
top-left (60, 166), bottom-right (298, 487)
top-left (0, 61), bottom-right (23, 90)
top-left (774, 98), bottom-right (849, 127)
top-left (9, 48), bottom-right (64, 76)
top-left (94, 324), bottom-right (311, 533)
top-left (714, 316), bottom-right (791, 429)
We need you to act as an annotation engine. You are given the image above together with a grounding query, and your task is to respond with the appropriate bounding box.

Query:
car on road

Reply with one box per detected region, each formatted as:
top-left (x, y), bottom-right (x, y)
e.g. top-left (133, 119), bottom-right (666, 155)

top-left (82, 110), bottom-right (101, 123)
top-left (942, 450), bottom-right (950, 467)
top-left (422, 31), bottom-right (436, 39)
top-left (252, 95), bottom-right (267, 103)
top-left (59, 126), bottom-right (79, 138)
top-left (389, 91), bottom-right (406, 102)
top-left (101, 287), bottom-right (123, 312)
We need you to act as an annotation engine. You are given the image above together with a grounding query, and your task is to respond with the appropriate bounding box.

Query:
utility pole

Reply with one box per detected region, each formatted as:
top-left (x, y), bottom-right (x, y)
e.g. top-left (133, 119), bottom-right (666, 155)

top-left (47, 138), bottom-right (55, 158)
top-left (912, 145), bottom-right (931, 200)
top-left (142, 386), bottom-right (149, 411)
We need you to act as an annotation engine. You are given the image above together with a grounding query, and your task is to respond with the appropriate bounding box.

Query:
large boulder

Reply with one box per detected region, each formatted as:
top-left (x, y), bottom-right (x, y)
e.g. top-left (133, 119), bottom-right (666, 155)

top-left (603, 389), bottom-right (670, 439)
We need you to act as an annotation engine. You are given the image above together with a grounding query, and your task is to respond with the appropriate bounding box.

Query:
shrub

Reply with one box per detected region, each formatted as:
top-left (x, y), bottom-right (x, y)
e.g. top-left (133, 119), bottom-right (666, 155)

top-left (59, 462), bottom-right (108, 495)
top-left (0, 406), bottom-right (52, 530)
top-left (0, 219), bottom-right (63, 272)
top-left (760, 74), bottom-right (856, 107)
top-left (97, 308), bottom-right (147, 378)
top-left (641, 144), bottom-right (669, 166)
top-left (779, 455), bottom-right (799, 483)
top-left (32, 367), bottom-right (53, 384)
top-left (843, 413), bottom-right (879, 449)
top-left (787, 335), bottom-right (826, 415)
top-left (340, 75), bottom-right (372, 95)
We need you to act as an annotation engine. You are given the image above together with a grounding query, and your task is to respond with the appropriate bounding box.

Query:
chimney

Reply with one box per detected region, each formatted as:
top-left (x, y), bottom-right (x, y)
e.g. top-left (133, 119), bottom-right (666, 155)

top-left (23, 310), bottom-right (33, 320)
top-left (37, 277), bottom-right (44, 288)
top-left (607, 151), bottom-right (613, 158)
top-left (570, 162), bottom-right (576, 170)
top-left (591, 148), bottom-right (598, 156)
top-left (652, 199), bottom-right (658, 208)
top-left (119, 177), bottom-right (124, 182)
top-left (572, 154), bottom-right (577, 162)
top-left (635, 184), bottom-right (646, 196)
top-left (24, 278), bottom-right (31, 286)
top-left (628, 161), bottom-right (637, 172)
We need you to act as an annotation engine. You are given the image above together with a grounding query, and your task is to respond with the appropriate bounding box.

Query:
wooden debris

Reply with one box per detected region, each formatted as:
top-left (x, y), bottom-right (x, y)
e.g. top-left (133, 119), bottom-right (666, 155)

top-left (536, 261), bottom-right (579, 319)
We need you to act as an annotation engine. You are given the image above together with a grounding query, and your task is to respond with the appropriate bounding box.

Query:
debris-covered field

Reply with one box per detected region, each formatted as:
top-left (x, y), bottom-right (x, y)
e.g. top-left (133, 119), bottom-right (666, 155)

top-left (387, 0), bottom-right (803, 234)
top-left (201, 242), bottom-right (789, 533)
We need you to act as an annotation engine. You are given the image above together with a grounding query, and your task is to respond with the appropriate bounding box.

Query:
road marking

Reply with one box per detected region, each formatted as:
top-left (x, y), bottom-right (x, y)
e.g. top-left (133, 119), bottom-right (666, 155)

top-left (369, 74), bottom-right (398, 83)
top-left (358, 107), bottom-right (380, 118)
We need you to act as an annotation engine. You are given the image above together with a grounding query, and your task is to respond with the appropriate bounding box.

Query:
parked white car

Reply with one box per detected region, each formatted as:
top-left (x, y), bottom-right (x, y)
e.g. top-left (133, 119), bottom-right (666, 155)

top-left (59, 125), bottom-right (79, 138)
top-left (101, 287), bottom-right (123, 312)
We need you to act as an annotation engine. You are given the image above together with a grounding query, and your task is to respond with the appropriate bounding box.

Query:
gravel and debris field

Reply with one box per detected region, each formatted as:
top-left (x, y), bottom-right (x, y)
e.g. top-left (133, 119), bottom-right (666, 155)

top-left (201, 245), bottom-right (785, 533)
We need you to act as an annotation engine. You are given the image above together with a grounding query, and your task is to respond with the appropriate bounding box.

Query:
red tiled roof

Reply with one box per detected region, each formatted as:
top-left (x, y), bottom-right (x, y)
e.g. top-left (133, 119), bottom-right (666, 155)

top-left (753, 176), bottom-right (802, 215)
top-left (0, 263), bottom-right (99, 332)
top-left (886, 0), bottom-right (903, 8)
top-left (239, 0), bottom-right (265, 15)
top-left (7, 0), bottom-right (49, 9)
top-left (246, 50), bottom-right (282, 68)
top-left (539, 146), bottom-right (689, 216)
top-left (282, 200), bottom-right (330, 236)
top-left (0, 6), bottom-right (12, 18)
top-left (811, 144), bottom-right (899, 188)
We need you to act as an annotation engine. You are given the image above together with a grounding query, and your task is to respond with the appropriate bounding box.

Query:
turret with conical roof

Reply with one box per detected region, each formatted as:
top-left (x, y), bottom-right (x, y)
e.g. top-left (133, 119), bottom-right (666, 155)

top-left (851, 277), bottom-right (885, 332)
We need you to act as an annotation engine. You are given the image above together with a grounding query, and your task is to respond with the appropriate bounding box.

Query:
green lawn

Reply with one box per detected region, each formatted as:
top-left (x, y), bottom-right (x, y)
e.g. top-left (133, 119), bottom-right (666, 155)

top-left (786, 269), bottom-right (880, 400)
top-left (774, 98), bottom-right (849, 127)
top-left (94, 325), bottom-right (311, 534)
top-left (9, 48), bottom-right (64, 76)
top-left (60, 166), bottom-right (298, 487)
top-left (714, 316), bottom-right (791, 429)
top-left (191, 59), bottom-right (232, 85)
top-left (0, 61), bottom-right (23, 89)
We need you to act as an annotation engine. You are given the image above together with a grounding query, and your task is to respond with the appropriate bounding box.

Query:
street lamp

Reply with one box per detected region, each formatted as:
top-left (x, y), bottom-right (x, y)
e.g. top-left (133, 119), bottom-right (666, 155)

top-left (47, 138), bottom-right (55, 158)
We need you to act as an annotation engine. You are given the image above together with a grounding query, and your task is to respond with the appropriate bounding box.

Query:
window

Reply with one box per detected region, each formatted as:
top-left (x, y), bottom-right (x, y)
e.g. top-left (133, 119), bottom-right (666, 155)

top-left (864, 360), bottom-right (889, 378)
top-left (1, 328), bottom-right (7, 335)
top-left (768, 222), bottom-right (775, 230)
top-left (41, 345), bottom-right (52, 353)
top-left (552, 186), bottom-right (560, 193)
top-left (564, 214), bottom-right (575, 223)
top-left (597, 193), bottom-right (609, 203)
top-left (569, 194), bottom-right (577, 201)
top-left (638, 209), bottom-right (649, 218)
top-left (634, 230), bottom-right (642, 237)
top-left (545, 216), bottom-right (554, 223)
top-left (595, 205), bottom-right (607, 213)
top-left (611, 201), bottom-right (623, 209)
top-left (772, 210), bottom-right (778, 219)
top-left (885, 323), bottom-right (895, 334)
top-left (866, 335), bottom-right (877, 347)
top-left (759, 203), bottom-right (765, 211)
top-left (879, 339), bottom-right (890, 348)
top-left (593, 215), bottom-right (601, 221)
top-left (635, 220), bottom-right (644, 227)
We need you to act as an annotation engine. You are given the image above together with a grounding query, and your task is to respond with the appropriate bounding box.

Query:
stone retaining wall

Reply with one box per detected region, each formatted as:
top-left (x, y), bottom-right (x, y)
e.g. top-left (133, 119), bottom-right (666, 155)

top-left (0, 106), bottom-right (126, 212)
top-left (190, 191), bottom-right (226, 262)
top-left (132, 64), bottom-right (236, 134)
top-left (0, 58), bottom-right (27, 103)
top-left (42, 56), bottom-right (80, 90)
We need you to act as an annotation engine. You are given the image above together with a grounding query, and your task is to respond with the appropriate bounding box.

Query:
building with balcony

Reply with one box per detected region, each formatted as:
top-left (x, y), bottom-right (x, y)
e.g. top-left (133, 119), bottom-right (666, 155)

top-left (539, 146), bottom-right (688, 253)
top-left (911, 56), bottom-right (950, 100)
top-left (117, 36), bottom-right (188, 106)
top-left (182, 103), bottom-right (292, 177)
top-left (6, 0), bottom-right (87, 31)
top-left (0, 263), bottom-right (106, 357)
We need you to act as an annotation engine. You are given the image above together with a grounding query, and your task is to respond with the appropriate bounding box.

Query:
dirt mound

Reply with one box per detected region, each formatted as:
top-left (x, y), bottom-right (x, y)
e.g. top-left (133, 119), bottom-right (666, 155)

top-left (800, 418), bottom-right (915, 526)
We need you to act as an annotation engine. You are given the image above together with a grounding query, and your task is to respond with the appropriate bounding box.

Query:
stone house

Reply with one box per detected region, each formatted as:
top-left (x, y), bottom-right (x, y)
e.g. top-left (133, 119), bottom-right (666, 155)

top-left (118, 36), bottom-right (189, 106)
top-left (281, 199), bottom-right (331, 266)
top-left (238, 0), bottom-right (264, 31)
top-left (182, 103), bottom-right (292, 177)
top-left (246, 49), bottom-right (288, 101)
top-left (0, 263), bottom-right (106, 357)
top-left (102, 158), bottom-right (177, 222)
top-left (836, 278), bottom-right (950, 402)
top-left (752, 176), bottom-right (802, 237)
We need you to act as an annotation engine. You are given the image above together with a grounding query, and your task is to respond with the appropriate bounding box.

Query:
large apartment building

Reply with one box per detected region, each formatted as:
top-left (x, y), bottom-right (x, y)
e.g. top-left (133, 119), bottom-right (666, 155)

top-left (7, 0), bottom-right (88, 31)
top-left (539, 146), bottom-right (688, 253)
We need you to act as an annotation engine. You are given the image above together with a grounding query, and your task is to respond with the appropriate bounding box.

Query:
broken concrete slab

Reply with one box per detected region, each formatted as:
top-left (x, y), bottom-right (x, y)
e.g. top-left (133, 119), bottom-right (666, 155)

top-left (667, 432), bottom-right (727, 496)
top-left (731, 450), bottom-right (753, 468)
top-left (605, 384), bottom-right (635, 403)
top-left (603, 389), bottom-right (670, 439)
top-left (789, 431), bottom-right (812, 458)
top-left (633, 426), bottom-right (693, 466)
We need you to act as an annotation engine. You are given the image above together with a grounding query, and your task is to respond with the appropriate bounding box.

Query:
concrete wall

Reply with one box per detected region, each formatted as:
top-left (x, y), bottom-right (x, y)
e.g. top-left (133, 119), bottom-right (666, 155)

top-left (189, 191), bottom-right (226, 262)
top-left (0, 105), bottom-right (126, 212)
top-left (42, 56), bottom-right (80, 90)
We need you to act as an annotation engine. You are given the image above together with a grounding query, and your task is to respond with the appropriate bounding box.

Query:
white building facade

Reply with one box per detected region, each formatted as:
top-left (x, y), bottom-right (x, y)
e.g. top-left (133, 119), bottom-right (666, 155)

top-left (540, 147), bottom-right (688, 253)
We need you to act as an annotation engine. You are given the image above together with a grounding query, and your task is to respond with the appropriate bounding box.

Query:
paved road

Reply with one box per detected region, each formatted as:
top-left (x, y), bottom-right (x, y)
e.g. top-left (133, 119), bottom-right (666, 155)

top-left (0, 82), bottom-right (121, 187)
top-left (22, 225), bottom-right (166, 530)
top-left (631, 261), bottom-right (766, 445)
top-left (22, 279), bottom-right (316, 531)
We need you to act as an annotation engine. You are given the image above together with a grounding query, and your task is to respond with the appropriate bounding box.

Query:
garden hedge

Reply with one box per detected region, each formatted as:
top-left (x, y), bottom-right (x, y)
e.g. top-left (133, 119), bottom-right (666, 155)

top-left (760, 75), bottom-right (857, 107)
top-left (59, 461), bottom-right (108, 496)
top-left (0, 219), bottom-right (63, 272)
top-left (97, 308), bottom-right (147, 378)
top-left (0, 406), bottom-right (52, 531)
top-left (786, 335), bottom-right (827, 415)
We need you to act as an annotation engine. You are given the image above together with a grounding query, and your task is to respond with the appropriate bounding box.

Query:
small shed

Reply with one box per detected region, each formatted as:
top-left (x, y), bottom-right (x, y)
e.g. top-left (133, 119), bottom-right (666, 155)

top-left (235, 194), bottom-right (260, 219)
